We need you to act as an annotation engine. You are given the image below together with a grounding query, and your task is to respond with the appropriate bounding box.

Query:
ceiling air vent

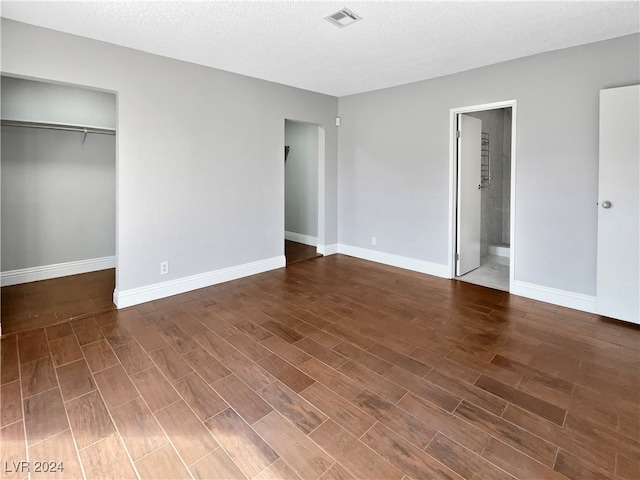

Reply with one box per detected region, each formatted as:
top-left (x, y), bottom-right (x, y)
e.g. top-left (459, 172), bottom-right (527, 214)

top-left (325, 8), bottom-right (362, 28)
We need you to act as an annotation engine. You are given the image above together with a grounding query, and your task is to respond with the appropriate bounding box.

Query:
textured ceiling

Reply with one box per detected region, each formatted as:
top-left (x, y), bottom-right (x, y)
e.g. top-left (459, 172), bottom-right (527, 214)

top-left (1, 1), bottom-right (638, 97)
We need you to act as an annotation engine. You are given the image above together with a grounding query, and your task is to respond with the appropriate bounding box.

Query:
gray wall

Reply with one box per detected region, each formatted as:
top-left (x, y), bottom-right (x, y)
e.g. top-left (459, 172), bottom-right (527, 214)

top-left (1, 126), bottom-right (116, 270)
top-left (1, 76), bottom-right (116, 128)
top-left (1, 19), bottom-right (338, 294)
top-left (338, 34), bottom-right (640, 295)
top-left (285, 120), bottom-right (318, 239)
top-left (1, 77), bottom-right (116, 272)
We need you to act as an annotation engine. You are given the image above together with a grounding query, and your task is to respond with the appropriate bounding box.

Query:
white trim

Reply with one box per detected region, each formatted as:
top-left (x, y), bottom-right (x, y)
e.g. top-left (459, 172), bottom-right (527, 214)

top-left (337, 244), bottom-right (449, 278)
top-left (1, 256), bottom-right (116, 287)
top-left (448, 100), bottom-right (517, 290)
top-left (285, 231), bottom-right (318, 247)
top-left (317, 243), bottom-right (338, 256)
top-left (508, 104), bottom-right (518, 291)
top-left (511, 280), bottom-right (597, 313)
top-left (113, 256), bottom-right (285, 309)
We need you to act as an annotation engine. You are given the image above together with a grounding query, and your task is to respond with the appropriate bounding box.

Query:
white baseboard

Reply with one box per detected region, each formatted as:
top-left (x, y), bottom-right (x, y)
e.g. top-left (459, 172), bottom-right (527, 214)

top-left (317, 243), bottom-right (339, 256)
top-left (489, 245), bottom-right (510, 258)
top-left (337, 244), bottom-right (450, 278)
top-left (285, 231), bottom-right (317, 247)
top-left (511, 280), bottom-right (597, 313)
top-left (114, 256), bottom-right (285, 309)
top-left (1, 256), bottom-right (116, 287)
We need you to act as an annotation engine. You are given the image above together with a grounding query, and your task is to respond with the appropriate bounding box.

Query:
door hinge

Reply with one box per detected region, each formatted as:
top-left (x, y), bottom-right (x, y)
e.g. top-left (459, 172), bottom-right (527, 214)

top-left (455, 253), bottom-right (460, 261)
top-left (456, 130), bottom-right (461, 139)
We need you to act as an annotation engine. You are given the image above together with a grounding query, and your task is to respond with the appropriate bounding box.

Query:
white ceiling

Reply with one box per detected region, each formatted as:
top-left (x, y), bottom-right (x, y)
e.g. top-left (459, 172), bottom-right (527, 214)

top-left (2, 1), bottom-right (638, 97)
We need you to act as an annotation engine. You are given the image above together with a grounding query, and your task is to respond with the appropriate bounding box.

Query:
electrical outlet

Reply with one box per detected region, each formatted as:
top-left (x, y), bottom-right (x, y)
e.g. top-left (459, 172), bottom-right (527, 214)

top-left (160, 261), bottom-right (169, 275)
top-left (371, 236), bottom-right (377, 246)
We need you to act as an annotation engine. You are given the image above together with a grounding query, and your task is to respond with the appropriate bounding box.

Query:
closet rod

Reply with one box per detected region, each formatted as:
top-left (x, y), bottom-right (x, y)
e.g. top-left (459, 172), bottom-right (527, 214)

top-left (1, 120), bottom-right (115, 135)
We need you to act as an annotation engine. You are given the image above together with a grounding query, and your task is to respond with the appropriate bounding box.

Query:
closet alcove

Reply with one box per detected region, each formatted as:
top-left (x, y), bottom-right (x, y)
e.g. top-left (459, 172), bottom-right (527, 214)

top-left (1, 76), bottom-right (117, 334)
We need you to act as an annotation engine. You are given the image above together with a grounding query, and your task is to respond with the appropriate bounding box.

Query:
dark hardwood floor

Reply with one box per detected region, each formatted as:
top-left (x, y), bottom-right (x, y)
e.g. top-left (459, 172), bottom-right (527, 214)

top-left (285, 240), bottom-right (322, 265)
top-left (0, 240), bottom-right (320, 335)
top-left (1, 254), bottom-right (638, 479)
top-left (1, 269), bottom-right (115, 335)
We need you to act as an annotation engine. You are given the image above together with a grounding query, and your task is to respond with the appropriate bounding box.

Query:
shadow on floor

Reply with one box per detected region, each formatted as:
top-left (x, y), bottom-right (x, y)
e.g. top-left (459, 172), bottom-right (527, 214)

top-left (285, 240), bottom-right (322, 265)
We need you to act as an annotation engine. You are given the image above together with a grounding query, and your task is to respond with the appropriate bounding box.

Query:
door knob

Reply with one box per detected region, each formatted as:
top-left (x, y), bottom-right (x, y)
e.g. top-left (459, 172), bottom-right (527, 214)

top-left (601, 200), bottom-right (612, 209)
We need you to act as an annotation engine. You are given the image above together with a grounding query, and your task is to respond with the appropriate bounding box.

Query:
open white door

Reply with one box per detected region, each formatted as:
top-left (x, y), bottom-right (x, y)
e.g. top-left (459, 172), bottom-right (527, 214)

top-left (597, 85), bottom-right (640, 324)
top-left (456, 114), bottom-right (482, 276)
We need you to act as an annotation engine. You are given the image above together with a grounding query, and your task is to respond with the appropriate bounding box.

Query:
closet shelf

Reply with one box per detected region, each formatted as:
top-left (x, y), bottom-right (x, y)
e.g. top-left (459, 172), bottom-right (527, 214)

top-left (1, 119), bottom-right (116, 135)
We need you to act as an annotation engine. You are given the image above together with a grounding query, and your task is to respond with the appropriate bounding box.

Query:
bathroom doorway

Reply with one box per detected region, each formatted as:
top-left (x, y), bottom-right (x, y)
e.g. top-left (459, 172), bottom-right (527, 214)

top-left (450, 101), bottom-right (516, 292)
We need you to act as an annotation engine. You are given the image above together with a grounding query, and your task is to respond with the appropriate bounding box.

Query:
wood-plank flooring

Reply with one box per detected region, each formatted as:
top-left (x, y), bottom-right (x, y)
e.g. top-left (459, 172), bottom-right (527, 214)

top-left (1, 269), bottom-right (115, 335)
top-left (1, 254), bottom-right (638, 480)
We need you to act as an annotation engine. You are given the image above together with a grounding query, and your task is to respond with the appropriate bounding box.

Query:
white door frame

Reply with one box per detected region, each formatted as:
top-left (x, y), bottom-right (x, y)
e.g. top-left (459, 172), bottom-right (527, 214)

top-left (283, 119), bottom-right (326, 255)
top-left (448, 100), bottom-right (517, 290)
